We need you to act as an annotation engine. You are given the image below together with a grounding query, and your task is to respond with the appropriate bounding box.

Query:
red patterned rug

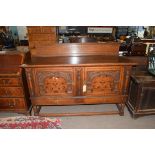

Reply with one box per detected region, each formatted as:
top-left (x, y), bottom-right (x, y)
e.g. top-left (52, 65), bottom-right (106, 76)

top-left (0, 116), bottom-right (61, 129)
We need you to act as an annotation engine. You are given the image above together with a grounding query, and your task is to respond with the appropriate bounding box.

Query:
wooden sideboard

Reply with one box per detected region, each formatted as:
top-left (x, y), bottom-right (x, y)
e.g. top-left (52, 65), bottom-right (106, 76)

top-left (22, 55), bottom-right (138, 116)
top-left (26, 26), bottom-right (148, 117)
top-left (0, 52), bottom-right (31, 114)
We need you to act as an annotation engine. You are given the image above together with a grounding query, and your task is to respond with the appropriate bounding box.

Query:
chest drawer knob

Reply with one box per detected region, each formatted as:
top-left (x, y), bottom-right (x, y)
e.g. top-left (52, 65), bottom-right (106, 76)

top-left (9, 102), bottom-right (16, 108)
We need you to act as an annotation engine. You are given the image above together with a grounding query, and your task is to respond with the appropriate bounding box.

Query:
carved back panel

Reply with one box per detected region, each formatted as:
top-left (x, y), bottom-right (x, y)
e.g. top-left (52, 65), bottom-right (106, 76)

top-left (30, 42), bottom-right (120, 57)
top-left (27, 26), bottom-right (120, 57)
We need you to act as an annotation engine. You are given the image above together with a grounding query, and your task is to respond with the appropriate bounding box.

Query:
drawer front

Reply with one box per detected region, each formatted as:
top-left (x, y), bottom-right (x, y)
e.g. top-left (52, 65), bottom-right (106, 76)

top-left (29, 34), bottom-right (56, 41)
top-left (41, 27), bottom-right (56, 33)
top-left (84, 66), bottom-right (124, 96)
top-left (0, 87), bottom-right (24, 97)
top-left (0, 98), bottom-right (26, 110)
top-left (27, 26), bottom-right (42, 34)
top-left (28, 26), bottom-right (56, 34)
top-left (139, 87), bottom-right (155, 110)
top-left (0, 78), bottom-right (21, 86)
top-left (29, 41), bottom-right (55, 48)
top-left (128, 79), bottom-right (138, 109)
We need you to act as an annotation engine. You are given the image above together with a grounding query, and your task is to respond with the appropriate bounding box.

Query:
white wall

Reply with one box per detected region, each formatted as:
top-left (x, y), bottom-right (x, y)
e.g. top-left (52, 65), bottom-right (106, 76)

top-left (17, 26), bottom-right (28, 40)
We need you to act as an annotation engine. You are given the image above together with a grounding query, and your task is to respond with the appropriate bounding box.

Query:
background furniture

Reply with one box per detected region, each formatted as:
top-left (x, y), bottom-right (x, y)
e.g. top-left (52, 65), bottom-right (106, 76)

top-left (127, 71), bottom-right (155, 118)
top-left (0, 52), bottom-right (31, 115)
top-left (127, 43), bottom-right (147, 56)
top-left (69, 36), bottom-right (97, 43)
top-left (27, 26), bottom-right (57, 49)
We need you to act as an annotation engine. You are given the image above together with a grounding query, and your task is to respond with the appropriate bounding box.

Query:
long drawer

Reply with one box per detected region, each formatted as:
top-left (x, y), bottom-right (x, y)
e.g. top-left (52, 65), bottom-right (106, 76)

top-left (0, 87), bottom-right (24, 97)
top-left (27, 26), bottom-right (56, 34)
top-left (0, 77), bottom-right (22, 86)
top-left (29, 34), bottom-right (56, 41)
top-left (0, 98), bottom-right (26, 110)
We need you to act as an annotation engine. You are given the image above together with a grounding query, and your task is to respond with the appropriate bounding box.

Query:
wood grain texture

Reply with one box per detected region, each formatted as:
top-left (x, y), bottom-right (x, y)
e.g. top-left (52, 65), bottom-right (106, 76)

top-left (23, 55), bottom-right (139, 67)
top-left (39, 111), bottom-right (120, 117)
top-left (27, 26), bottom-right (119, 57)
top-left (30, 42), bottom-right (120, 57)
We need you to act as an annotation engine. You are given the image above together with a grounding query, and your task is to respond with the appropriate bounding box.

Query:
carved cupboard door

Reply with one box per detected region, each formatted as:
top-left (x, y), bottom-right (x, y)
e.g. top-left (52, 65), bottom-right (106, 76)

top-left (34, 67), bottom-right (75, 97)
top-left (83, 66), bottom-right (124, 96)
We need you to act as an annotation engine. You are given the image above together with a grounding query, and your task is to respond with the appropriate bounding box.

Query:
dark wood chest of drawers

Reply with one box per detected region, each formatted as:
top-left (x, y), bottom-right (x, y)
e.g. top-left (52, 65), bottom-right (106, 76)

top-left (127, 72), bottom-right (155, 118)
top-left (0, 52), bottom-right (31, 114)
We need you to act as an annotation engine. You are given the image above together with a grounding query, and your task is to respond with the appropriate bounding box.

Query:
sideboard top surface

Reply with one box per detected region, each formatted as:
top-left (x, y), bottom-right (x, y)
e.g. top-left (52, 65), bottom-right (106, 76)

top-left (22, 55), bottom-right (140, 67)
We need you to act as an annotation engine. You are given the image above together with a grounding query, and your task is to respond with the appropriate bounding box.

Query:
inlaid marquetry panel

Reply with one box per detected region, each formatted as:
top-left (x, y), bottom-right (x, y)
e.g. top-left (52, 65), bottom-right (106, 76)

top-left (35, 68), bottom-right (75, 96)
top-left (84, 66), bottom-right (123, 96)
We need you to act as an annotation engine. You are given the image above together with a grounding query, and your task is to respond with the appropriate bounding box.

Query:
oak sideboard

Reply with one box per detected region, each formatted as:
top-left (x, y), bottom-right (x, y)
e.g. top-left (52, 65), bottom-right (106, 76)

top-left (23, 26), bottom-right (148, 117)
top-left (22, 55), bottom-right (138, 116)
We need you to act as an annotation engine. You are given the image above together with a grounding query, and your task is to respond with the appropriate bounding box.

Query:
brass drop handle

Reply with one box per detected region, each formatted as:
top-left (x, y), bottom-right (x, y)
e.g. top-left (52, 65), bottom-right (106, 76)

top-left (9, 104), bottom-right (16, 107)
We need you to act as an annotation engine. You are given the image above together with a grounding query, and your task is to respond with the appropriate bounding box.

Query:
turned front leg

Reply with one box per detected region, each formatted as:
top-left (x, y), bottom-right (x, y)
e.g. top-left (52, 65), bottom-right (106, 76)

top-left (33, 106), bottom-right (41, 116)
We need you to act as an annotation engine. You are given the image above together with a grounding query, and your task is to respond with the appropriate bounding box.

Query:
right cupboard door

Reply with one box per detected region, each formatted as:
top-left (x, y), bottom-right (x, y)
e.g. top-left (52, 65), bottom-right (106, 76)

top-left (83, 66), bottom-right (124, 96)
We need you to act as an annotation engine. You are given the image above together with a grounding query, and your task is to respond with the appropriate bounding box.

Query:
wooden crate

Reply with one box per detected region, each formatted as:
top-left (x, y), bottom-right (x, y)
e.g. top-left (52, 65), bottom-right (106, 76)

top-left (127, 72), bottom-right (155, 118)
